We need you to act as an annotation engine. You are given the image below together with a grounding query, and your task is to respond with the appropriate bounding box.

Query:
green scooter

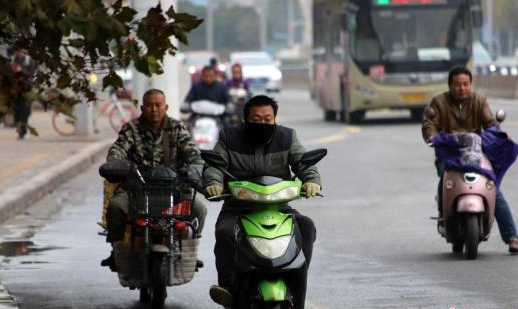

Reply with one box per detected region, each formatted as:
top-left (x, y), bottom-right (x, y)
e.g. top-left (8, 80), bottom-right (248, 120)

top-left (202, 148), bottom-right (327, 309)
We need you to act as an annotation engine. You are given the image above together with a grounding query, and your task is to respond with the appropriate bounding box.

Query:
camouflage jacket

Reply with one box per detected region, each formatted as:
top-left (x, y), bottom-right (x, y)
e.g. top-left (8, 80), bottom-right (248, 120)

top-left (107, 115), bottom-right (203, 170)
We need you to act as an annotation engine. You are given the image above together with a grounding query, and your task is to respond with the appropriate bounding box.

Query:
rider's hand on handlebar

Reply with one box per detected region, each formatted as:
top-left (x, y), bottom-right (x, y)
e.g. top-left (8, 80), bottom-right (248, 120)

top-left (302, 182), bottom-right (321, 198)
top-left (204, 184), bottom-right (223, 197)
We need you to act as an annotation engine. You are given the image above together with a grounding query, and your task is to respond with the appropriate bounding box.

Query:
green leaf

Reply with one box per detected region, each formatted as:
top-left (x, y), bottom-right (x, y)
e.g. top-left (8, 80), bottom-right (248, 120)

top-left (27, 125), bottom-right (39, 137)
top-left (57, 75), bottom-right (71, 89)
top-left (135, 57), bottom-right (151, 76)
top-left (102, 71), bottom-right (123, 90)
top-left (57, 19), bottom-right (73, 35)
top-left (115, 6), bottom-right (137, 23)
top-left (68, 38), bottom-right (85, 47)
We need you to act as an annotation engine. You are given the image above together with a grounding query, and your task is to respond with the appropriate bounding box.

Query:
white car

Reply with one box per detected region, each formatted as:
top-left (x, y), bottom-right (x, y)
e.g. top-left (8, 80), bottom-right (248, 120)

top-left (229, 51), bottom-right (282, 92)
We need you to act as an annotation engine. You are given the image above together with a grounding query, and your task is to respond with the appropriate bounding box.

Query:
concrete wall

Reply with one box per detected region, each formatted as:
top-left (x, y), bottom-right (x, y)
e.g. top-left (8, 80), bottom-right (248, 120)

top-left (475, 75), bottom-right (518, 99)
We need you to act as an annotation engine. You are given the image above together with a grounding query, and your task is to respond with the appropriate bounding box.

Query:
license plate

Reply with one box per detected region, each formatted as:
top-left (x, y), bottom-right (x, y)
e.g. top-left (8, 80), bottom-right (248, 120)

top-left (402, 93), bottom-right (426, 103)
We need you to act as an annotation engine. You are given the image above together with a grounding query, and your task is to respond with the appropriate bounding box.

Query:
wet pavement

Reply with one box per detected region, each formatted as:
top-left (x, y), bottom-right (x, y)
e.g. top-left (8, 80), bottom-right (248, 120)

top-left (1, 91), bottom-right (518, 308)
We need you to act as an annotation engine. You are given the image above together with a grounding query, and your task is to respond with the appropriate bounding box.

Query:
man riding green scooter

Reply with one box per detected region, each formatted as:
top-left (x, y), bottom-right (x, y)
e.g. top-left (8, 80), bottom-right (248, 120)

top-left (203, 95), bottom-right (322, 308)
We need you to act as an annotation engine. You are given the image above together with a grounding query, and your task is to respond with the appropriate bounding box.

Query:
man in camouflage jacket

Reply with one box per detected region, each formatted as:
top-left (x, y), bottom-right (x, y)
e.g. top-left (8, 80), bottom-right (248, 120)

top-left (102, 88), bottom-right (207, 269)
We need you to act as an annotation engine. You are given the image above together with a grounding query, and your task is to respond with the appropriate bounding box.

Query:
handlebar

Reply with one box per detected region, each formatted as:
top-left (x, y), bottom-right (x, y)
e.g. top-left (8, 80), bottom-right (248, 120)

top-left (207, 194), bottom-right (231, 202)
top-left (206, 192), bottom-right (324, 201)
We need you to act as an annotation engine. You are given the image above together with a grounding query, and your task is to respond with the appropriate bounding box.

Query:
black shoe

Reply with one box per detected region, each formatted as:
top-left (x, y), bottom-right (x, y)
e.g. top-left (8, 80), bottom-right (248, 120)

top-left (101, 251), bottom-right (116, 272)
top-left (209, 285), bottom-right (233, 308)
top-left (196, 259), bottom-right (204, 269)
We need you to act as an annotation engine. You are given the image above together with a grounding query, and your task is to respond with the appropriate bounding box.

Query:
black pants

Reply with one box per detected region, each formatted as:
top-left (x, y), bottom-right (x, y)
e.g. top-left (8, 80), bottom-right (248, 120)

top-left (214, 207), bottom-right (316, 309)
top-left (14, 98), bottom-right (31, 138)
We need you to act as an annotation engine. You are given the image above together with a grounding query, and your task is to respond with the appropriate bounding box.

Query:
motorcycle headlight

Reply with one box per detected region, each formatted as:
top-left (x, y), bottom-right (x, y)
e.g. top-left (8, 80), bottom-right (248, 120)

top-left (248, 236), bottom-right (291, 259)
top-left (232, 186), bottom-right (299, 202)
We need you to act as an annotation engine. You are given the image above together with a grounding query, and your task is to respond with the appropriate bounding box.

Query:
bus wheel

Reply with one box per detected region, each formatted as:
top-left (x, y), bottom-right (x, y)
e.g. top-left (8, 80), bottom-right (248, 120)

top-left (341, 110), bottom-right (364, 124)
top-left (324, 109), bottom-right (336, 122)
top-left (349, 111), bottom-right (364, 124)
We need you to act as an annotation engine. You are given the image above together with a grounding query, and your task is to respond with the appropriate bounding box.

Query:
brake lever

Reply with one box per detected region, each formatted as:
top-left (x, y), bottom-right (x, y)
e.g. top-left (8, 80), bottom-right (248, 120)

top-left (207, 194), bottom-right (231, 202)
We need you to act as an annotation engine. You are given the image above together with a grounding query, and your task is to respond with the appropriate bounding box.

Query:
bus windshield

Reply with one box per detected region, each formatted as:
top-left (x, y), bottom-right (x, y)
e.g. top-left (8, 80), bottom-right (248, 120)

top-left (350, 3), bottom-right (471, 70)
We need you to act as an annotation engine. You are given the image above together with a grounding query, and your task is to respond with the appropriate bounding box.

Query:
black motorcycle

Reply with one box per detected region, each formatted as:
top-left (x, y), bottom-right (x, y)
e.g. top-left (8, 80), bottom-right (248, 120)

top-left (99, 160), bottom-right (201, 309)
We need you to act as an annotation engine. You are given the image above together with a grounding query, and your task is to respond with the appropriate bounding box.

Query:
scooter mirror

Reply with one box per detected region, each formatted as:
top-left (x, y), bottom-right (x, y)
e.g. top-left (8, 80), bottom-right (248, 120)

top-left (496, 109), bottom-right (506, 123)
top-left (299, 148), bottom-right (327, 169)
top-left (99, 159), bottom-right (136, 183)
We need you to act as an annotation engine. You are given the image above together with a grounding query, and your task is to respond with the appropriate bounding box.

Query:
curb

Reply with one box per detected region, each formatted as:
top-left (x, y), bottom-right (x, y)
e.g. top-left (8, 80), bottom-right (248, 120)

top-left (0, 139), bottom-right (112, 226)
top-left (0, 283), bottom-right (17, 308)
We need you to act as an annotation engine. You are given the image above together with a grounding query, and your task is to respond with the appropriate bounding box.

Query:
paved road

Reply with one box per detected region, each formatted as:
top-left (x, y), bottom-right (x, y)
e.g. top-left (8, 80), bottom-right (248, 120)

top-left (1, 89), bottom-right (518, 309)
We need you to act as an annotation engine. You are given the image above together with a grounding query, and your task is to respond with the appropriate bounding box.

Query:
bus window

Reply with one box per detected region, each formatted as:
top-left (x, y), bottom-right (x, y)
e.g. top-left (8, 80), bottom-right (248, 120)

top-left (350, 2), bottom-right (470, 68)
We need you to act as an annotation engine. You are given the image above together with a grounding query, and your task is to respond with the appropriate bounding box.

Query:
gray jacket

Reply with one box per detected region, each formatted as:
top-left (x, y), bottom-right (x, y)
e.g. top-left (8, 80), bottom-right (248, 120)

top-left (203, 124), bottom-right (321, 203)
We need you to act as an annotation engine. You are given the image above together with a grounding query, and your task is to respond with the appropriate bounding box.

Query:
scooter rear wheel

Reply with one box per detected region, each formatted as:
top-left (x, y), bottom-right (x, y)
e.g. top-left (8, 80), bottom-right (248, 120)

top-left (465, 214), bottom-right (480, 260)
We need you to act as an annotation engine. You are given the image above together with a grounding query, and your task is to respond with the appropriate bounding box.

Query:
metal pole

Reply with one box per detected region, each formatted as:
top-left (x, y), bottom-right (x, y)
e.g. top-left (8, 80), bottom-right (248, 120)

top-left (132, 0), bottom-right (180, 118)
top-left (259, 0), bottom-right (267, 50)
top-left (487, 0), bottom-right (493, 57)
top-left (207, 0), bottom-right (214, 51)
top-left (287, 0), bottom-right (294, 47)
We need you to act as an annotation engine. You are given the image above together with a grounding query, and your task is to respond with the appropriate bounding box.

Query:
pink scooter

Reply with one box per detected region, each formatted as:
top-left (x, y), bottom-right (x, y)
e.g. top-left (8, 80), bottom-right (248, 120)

top-left (429, 109), bottom-right (505, 259)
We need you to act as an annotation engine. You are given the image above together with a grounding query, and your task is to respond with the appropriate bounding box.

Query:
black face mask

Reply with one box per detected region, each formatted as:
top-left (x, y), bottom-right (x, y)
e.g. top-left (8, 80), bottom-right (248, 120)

top-left (245, 122), bottom-right (277, 145)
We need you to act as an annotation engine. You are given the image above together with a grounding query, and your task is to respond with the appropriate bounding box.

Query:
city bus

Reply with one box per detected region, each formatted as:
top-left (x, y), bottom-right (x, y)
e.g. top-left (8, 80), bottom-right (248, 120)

top-left (311, 0), bottom-right (482, 123)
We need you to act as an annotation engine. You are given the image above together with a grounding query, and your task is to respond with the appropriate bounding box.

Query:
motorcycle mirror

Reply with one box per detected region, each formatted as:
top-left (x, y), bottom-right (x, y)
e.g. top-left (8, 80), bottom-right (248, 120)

top-left (424, 107), bottom-right (435, 119)
top-left (496, 109), bottom-right (506, 123)
top-left (99, 159), bottom-right (136, 183)
top-left (201, 150), bottom-right (237, 180)
top-left (299, 148), bottom-right (327, 169)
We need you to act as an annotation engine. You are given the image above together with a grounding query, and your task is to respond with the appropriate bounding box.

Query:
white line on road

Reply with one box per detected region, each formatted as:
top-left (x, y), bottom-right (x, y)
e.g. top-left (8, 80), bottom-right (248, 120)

top-left (306, 300), bottom-right (330, 309)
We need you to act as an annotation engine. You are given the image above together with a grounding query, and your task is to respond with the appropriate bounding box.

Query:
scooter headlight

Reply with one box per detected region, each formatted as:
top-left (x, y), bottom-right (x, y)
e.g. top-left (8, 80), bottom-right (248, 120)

top-left (248, 236), bottom-right (291, 259)
top-left (232, 186), bottom-right (299, 202)
top-left (463, 172), bottom-right (481, 184)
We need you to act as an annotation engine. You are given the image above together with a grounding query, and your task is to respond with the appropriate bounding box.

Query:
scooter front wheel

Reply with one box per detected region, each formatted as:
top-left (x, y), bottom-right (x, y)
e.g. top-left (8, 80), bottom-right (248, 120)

top-left (452, 241), bottom-right (464, 254)
top-left (139, 287), bottom-right (151, 302)
top-left (150, 253), bottom-right (167, 309)
top-left (465, 214), bottom-right (480, 260)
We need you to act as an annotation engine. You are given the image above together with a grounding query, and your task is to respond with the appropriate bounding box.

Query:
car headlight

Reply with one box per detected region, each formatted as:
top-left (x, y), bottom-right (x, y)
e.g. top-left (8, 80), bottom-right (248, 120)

top-left (355, 84), bottom-right (378, 97)
top-left (271, 69), bottom-right (282, 81)
top-left (248, 236), bottom-right (291, 259)
top-left (232, 186), bottom-right (299, 202)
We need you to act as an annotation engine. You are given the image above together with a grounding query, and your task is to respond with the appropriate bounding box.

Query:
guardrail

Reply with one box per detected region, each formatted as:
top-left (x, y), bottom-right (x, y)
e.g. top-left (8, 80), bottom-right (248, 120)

top-left (475, 74), bottom-right (518, 99)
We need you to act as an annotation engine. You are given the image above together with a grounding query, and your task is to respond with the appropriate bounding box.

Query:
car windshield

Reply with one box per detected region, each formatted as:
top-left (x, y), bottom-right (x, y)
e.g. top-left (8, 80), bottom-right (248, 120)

top-left (184, 55), bottom-right (214, 66)
top-left (233, 55), bottom-right (273, 65)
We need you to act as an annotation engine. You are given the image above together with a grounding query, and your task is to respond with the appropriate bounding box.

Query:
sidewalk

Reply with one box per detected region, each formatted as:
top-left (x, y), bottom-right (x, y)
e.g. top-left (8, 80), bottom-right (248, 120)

top-left (0, 108), bottom-right (121, 307)
top-left (0, 109), bottom-right (119, 224)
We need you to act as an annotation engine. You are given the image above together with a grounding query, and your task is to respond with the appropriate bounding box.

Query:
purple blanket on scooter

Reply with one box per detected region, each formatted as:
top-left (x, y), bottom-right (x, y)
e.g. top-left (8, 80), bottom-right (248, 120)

top-left (432, 126), bottom-right (518, 187)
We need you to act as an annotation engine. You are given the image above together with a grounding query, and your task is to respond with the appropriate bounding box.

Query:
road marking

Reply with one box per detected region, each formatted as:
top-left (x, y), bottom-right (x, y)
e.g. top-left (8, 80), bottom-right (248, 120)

top-left (0, 152), bottom-right (51, 183)
top-left (342, 126), bottom-right (362, 133)
top-left (308, 134), bottom-right (346, 145)
top-left (307, 125), bottom-right (361, 145)
top-left (306, 300), bottom-right (330, 309)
